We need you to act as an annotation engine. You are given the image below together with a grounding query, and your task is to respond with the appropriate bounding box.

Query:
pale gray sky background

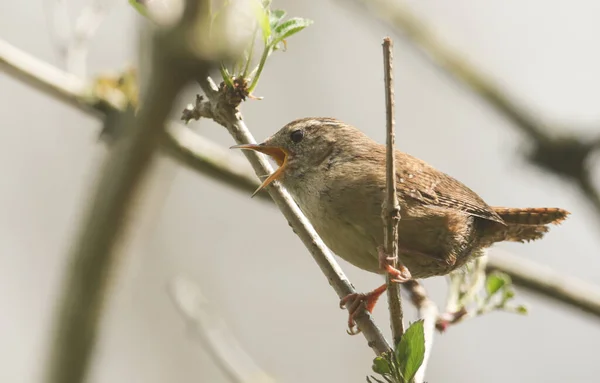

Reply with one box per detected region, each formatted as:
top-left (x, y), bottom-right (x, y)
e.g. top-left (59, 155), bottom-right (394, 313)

top-left (1, 0), bottom-right (600, 382)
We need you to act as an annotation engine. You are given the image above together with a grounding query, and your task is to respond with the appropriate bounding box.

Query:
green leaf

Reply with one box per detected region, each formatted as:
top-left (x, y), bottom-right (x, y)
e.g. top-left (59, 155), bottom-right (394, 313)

top-left (269, 9), bottom-right (287, 29)
top-left (515, 305), bottom-right (528, 314)
top-left (503, 288), bottom-right (515, 300)
top-left (395, 320), bottom-right (426, 382)
top-left (372, 356), bottom-right (392, 375)
top-left (253, 1), bottom-right (271, 44)
top-left (486, 272), bottom-right (510, 296)
top-left (270, 17), bottom-right (313, 48)
top-left (129, 0), bottom-right (150, 17)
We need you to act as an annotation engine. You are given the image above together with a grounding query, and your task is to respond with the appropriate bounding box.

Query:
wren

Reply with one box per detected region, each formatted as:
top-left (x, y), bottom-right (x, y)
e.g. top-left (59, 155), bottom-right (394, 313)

top-left (233, 117), bottom-right (570, 331)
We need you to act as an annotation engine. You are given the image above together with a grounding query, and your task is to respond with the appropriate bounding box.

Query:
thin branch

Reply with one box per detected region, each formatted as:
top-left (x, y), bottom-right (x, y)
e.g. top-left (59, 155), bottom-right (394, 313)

top-left (163, 121), bottom-right (269, 198)
top-left (43, 1), bottom-right (217, 382)
top-left (404, 281), bottom-right (438, 383)
top-left (382, 37), bottom-right (405, 345)
top-left (67, 0), bottom-right (112, 77)
top-left (168, 276), bottom-right (276, 383)
top-left (487, 251), bottom-right (600, 318)
top-left (191, 76), bottom-right (392, 355)
top-left (0, 38), bottom-right (113, 117)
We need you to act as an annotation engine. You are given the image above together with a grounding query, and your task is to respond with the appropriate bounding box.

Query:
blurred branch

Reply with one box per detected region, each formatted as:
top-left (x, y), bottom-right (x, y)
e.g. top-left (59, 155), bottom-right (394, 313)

top-left (185, 76), bottom-right (392, 355)
top-left (344, 0), bottom-right (600, 222)
top-left (404, 281), bottom-right (438, 383)
top-left (487, 251), bottom-right (600, 318)
top-left (0, 37), bottom-right (267, 201)
top-left (41, 0), bottom-right (221, 382)
top-left (66, 0), bottom-right (112, 77)
top-left (44, 0), bottom-right (113, 77)
top-left (168, 276), bottom-right (276, 383)
top-left (382, 36), bottom-right (405, 345)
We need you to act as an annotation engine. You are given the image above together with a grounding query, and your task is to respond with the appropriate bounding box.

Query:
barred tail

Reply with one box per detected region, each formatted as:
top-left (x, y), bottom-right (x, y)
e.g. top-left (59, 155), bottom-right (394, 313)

top-left (492, 207), bottom-right (570, 226)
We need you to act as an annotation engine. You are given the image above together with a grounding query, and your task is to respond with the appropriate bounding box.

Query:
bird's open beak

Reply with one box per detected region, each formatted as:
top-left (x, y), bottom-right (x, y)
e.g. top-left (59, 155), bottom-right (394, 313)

top-left (230, 143), bottom-right (289, 197)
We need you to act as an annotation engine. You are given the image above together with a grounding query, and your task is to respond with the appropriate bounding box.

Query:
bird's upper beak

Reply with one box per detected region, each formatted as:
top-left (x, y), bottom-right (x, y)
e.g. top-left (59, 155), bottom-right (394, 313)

top-left (230, 143), bottom-right (289, 197)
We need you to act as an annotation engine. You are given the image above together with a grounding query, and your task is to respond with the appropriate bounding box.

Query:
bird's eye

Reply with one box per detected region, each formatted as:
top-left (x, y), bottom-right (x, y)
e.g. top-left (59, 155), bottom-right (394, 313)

top-left (290, 129), bottom-right (304, 143)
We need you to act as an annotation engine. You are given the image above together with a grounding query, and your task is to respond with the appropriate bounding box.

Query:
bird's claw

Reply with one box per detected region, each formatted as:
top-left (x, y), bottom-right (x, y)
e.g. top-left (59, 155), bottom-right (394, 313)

top-left (377, 245), bottom-right (412, 282)
top-left (340, 293), bottom-right (365, 335)
top-left (339, 284), bottom-right (388, 336)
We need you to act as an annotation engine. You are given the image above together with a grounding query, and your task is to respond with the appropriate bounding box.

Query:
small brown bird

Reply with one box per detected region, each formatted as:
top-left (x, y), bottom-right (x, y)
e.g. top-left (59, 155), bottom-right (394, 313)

top-left (233, 117), bottom-right (569, 331)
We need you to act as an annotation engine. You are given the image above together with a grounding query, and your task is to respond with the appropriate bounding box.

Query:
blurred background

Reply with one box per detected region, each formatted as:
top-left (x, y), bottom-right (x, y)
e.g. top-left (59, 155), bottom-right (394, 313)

top-left (1, 0), bottom-right (600, 382)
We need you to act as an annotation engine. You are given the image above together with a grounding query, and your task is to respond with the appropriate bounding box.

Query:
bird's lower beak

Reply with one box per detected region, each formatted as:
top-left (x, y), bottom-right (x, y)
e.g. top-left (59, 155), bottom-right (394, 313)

top-left (230, 143), bottom-right (289, 197)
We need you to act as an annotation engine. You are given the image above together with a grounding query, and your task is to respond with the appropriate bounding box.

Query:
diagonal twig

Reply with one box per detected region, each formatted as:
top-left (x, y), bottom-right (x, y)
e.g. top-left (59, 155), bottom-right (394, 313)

top-left (190, 76), bottom-right (392, 355)
top-left (168, 276), bottom-right (277, 383)
top-left (382, 36), bottom-right (405, 345)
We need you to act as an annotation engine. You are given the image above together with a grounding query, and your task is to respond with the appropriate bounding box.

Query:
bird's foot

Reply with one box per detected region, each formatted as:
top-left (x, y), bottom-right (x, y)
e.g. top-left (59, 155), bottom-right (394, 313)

top-left (339, 284), bottom-right (387, 335)
top-left (377, 245), bottom-right (412, 282)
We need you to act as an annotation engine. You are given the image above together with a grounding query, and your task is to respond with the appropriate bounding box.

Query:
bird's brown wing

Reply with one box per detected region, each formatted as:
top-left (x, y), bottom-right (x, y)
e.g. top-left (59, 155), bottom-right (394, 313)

top-left (395, 152), bottom-right (504, 224)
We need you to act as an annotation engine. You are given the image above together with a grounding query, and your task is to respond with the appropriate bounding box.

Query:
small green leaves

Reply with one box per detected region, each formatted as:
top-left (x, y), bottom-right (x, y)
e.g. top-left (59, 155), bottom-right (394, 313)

top-left (372, 356), bottom-right (392, 375)
top-left (515, 305), bottom-right (529, 314)
top-left (486, 271), bottom-right (510, 296)
top-left (270, 9), bottom-right (287, 29)
top-left (129, 0), bottom-right (150, 17)
top-left (395, 321), bottom-right (426, 382)
top-left (245, 3), bottom-right (313, 93)
top-left (270, 17), bottom-right (313, 51)
top-left (368, 322), bottom-right (426, 383)
top-left (204, 0), bottom-right (313, 97)
top-left (254, 1), bottom-right (271, 44)
top-left (272, 17), bottom-right (313, 39)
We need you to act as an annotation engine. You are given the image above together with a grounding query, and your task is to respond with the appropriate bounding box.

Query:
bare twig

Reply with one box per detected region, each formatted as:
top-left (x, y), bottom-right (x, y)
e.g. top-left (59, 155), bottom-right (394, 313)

top-left (190, 76), bottom-right (392, 355)
top-left (382, 37), bottom-right (405, 345)
top-left (345, 0), bottom-right (600, 223)
top-left (168, 276), bottom-right (276, 383)
top-left (43, 1), bottom-right (219, 382)
top-left (404, 281), bottom-right (438, 383)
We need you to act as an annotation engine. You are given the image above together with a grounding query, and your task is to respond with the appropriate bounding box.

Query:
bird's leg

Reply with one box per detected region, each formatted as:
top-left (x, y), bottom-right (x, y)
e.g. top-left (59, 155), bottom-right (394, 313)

top-left (377, 245), bottom-right (412, 282)
top-left (339, 284), bottom-right (388, 335)
top-left (339, 247), bottom-right (414, 335)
